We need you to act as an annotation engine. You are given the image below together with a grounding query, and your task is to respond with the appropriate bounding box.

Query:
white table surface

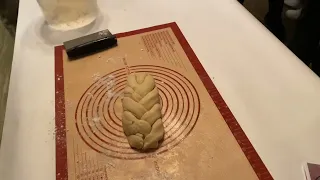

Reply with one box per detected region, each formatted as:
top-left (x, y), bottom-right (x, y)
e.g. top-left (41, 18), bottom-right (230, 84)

top-left (1, 0), bottom-right (320, 179)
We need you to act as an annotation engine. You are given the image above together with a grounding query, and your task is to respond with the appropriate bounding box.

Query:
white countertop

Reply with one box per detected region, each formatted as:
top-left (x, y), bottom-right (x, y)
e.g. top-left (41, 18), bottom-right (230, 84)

top-left (1, 0), bottom-right (320, 179)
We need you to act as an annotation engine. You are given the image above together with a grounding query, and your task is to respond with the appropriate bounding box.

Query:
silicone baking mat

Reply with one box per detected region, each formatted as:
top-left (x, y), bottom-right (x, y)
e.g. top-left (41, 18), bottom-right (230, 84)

top-left (54, 22), bottom-right (273, 180)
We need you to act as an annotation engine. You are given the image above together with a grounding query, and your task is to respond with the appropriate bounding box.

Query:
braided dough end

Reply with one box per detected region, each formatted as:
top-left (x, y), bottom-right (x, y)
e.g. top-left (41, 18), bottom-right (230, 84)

top-left (122, 73), bottom-right (165, 150)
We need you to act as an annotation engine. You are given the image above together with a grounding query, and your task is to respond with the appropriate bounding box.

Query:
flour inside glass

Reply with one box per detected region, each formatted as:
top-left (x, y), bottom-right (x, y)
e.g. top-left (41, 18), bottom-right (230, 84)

top-left (37, 0), bottom-right (98, 31)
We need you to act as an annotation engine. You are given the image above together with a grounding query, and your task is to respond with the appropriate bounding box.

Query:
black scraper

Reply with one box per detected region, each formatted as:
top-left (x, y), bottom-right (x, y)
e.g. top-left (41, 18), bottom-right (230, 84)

top-left (63, 29), bottom-right (117, 59)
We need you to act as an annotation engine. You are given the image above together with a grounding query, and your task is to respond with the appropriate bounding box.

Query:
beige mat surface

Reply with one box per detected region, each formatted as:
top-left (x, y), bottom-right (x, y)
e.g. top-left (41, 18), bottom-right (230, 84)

top-left (55, 23), bottom-right (272, 180)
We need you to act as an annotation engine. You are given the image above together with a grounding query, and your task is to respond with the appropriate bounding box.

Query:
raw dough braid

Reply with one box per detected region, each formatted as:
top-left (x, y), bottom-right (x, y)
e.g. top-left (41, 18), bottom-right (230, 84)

top-left (122, 73), bottom-right (164, 150)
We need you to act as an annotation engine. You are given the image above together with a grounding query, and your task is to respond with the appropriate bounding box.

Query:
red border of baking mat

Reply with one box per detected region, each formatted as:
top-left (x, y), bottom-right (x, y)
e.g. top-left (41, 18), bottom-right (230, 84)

top-left (55, 22), bottom-right (273, 180)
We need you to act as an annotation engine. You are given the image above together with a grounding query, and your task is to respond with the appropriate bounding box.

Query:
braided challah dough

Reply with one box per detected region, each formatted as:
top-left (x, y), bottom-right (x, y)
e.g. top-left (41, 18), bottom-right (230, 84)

top-left (122, 72), bottom-right (164, 150)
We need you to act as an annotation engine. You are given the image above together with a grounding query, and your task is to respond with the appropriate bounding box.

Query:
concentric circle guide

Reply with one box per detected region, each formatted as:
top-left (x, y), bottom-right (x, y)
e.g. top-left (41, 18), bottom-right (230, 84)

top-left (75, 65), bottom-right (200, 159)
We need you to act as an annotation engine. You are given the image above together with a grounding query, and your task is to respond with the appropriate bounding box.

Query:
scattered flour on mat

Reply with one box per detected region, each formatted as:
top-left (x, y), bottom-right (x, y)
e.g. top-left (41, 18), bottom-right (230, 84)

top-left (92, 72), bottom-right (101, 81)
top-left (92, 116), bottom-right (100, 123)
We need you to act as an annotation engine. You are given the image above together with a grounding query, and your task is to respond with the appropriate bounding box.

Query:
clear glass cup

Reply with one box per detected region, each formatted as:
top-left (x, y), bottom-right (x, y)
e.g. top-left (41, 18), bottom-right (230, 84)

top-left (37, 0), bottom-right (99, 31)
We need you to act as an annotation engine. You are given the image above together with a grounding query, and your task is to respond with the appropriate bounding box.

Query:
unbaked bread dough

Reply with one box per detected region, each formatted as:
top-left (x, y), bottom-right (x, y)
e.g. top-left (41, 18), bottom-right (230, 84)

top-left (122, 73), bottom-right (164, 150)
